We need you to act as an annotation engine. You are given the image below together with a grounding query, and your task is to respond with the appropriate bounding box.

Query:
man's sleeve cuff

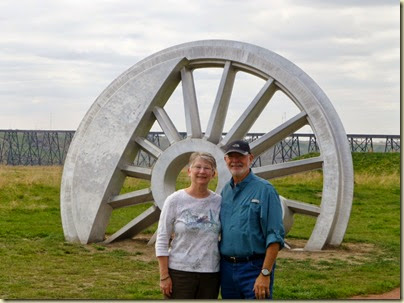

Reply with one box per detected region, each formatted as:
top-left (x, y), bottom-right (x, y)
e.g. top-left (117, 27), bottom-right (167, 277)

top-left (266, 230), bottom-right (285, 250)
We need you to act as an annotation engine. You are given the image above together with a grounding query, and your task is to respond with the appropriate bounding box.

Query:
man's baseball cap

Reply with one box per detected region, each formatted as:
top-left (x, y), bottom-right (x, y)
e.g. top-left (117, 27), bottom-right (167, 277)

top-left (224, 140), bottom-right (251, 155)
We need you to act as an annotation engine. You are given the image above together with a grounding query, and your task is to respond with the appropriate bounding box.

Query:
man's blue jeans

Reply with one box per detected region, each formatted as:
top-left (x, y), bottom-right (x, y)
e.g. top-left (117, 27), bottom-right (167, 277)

top-left (220, 258), bottom-right (276, 299)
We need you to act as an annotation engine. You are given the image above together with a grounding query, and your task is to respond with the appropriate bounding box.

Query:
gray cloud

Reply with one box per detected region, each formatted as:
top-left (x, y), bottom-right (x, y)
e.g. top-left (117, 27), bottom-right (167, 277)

top-left (0, 0), bottom-right (399, 134)
top-left (290, 0), bottom-right (397, 7)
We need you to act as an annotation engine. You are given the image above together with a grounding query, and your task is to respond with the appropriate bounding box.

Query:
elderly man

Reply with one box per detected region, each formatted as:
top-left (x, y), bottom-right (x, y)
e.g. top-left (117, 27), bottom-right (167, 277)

top-left (219, 140), bottom-right (285, 299)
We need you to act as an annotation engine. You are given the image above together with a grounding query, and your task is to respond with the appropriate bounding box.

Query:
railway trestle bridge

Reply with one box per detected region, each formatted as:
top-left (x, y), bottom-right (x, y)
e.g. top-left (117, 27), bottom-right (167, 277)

top-left (0, 130), bottom-right (400, 167)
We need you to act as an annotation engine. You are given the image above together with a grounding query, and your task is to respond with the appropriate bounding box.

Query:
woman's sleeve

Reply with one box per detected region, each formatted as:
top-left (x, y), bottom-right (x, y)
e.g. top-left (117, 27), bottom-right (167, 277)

top-left (155, 195), bottom-right (176, 257)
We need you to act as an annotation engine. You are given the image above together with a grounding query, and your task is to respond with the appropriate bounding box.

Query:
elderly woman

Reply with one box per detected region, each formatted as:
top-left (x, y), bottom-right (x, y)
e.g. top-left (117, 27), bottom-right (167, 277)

top-left (155, 152), bottom-right (221, 299)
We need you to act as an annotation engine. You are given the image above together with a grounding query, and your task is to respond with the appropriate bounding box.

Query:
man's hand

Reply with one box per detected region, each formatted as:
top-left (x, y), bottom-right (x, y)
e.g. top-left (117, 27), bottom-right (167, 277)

top-left (253, 242), bottom-right (280, 298)
top-left (253, 274), bottom-right (270, 299)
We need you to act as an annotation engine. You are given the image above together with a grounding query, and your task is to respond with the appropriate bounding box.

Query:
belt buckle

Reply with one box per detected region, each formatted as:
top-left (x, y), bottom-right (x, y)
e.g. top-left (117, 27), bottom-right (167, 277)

top-left (230, 256), bottom-right (236, 263)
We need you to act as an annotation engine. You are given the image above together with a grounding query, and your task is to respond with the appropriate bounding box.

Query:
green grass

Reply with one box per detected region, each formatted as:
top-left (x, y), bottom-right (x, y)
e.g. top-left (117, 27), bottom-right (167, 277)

top-left (351, 152), bottom-right (400, 174)
top-left (0, 152), bottom-right (400, 299)
top-left (270, 153), bottom-right (400, 299)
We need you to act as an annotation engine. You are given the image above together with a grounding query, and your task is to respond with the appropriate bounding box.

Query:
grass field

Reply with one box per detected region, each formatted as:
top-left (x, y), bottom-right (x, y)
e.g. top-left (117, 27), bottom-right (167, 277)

top-left (0, 152), bottom-right (400, 299)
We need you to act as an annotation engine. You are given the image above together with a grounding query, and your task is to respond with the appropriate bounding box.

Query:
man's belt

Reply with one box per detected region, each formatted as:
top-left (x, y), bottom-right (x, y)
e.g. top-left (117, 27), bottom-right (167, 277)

top-left (222, 254), bottom-right (265, 263)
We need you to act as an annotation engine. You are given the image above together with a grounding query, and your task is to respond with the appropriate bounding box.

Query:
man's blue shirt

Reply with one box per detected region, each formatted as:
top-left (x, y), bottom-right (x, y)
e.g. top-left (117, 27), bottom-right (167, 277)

top-left (219, 170), bottom-right (285, 257)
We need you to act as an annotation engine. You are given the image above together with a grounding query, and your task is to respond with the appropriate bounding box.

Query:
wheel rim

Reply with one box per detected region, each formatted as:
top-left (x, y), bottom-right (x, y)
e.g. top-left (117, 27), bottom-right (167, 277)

top-left (61, 40), bottom-right (353, 251)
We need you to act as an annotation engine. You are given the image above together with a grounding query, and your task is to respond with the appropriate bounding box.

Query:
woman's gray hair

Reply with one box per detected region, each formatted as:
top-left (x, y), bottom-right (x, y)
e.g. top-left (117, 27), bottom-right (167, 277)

top-left (188, 152), bottom-right (217, 170)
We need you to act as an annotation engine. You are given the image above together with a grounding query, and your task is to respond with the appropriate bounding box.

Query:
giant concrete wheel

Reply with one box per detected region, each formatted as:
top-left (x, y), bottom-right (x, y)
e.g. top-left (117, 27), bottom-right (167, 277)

top-left (61, 40), bottom-right (353, 251)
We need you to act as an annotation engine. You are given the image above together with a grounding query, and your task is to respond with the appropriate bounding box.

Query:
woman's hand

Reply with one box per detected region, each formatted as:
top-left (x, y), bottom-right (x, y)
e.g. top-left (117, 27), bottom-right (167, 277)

top-left (160, 276), bottom-right (172, 297)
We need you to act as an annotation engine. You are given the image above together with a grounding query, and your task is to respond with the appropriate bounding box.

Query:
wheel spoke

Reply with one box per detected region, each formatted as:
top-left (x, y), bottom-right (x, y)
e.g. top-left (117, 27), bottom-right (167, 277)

top-left (121, 165), bottom-right (152, 180)
top-left (205, 61), bottom-right (236, 143)
top-left (108, 188), bottom-right (153, 209)
top-left (221, 78), bottom-right (277, 146)
top-left (134, 136), bottom-right (163, 159)
top-left (104, 205), bottom-right (160, 244)
top-left (283, 198), bottom-right (320, 217)
top-left (250, 111), bottom-right (308, 156)
top-left (181, 67), bottom-right (202, 138)
top-left (253, 156), bottom-right (323, 179)
top-left (153, 106), bottom-right (181, 144)
top-left (147, 231), bottom-right (157, 245)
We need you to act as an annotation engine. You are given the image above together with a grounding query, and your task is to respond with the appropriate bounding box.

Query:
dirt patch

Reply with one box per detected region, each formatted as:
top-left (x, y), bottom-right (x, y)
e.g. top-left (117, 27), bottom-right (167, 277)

top-left (350, 287), bottom-right (400, 299)
top-left (279, 239), bottom-right (379, 264)
top-left (86, 235), bottom-right (157, 262)
top-left (109, 236), bottom-right (156, 262)
top-left (98, 236), bottom-right (380, 265)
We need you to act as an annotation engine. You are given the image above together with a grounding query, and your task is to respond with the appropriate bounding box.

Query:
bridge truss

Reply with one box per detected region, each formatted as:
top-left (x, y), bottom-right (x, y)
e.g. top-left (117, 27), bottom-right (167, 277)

top-left (0, 130), bottom-right (400, 166)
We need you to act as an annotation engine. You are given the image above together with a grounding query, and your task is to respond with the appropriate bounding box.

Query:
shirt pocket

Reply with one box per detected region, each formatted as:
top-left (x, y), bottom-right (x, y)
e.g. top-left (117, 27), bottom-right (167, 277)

top-left (239, 200), bottom-right (261, 229)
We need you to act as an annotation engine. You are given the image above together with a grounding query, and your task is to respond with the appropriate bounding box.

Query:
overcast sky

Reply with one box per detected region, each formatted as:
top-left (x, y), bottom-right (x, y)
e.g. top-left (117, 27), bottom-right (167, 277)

top-left (0, 0), bottom-right (400, 135)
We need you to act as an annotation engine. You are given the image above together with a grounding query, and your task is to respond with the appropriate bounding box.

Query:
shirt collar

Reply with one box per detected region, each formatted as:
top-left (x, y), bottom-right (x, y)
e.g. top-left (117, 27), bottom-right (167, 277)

top-left (230, 169), bottom-right (254, 188)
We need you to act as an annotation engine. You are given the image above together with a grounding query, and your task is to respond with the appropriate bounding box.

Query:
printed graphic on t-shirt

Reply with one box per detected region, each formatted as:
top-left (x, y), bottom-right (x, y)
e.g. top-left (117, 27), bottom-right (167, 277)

top-left (182, 209), bottom-right (220, 233)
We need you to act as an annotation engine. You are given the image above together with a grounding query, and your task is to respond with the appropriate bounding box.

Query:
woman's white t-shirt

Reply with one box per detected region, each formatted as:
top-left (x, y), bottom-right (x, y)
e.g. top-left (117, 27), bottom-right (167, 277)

top-left (155, 189), bottom-right (221, 273)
